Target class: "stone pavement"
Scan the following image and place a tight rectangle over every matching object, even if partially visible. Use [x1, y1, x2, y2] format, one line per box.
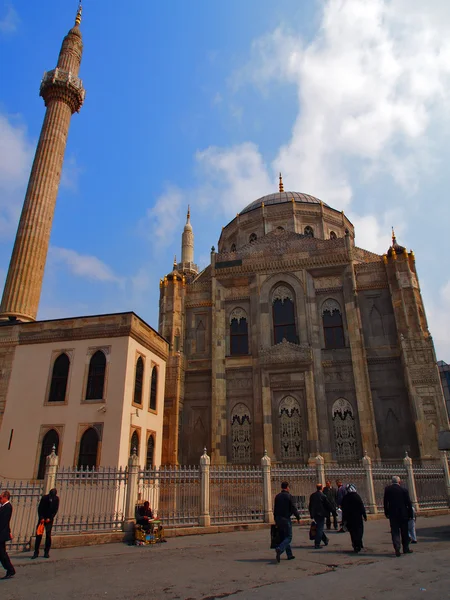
[2, 514, 450, 600]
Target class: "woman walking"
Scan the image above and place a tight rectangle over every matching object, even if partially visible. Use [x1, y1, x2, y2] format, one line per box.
[341, 484, 367, 553]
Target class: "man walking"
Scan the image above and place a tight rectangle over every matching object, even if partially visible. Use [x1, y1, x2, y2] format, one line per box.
[383, 475, 414, 557]
[0, 491, 15, 579]
[309, 483, 336, 549]
[323, 480, 338, 530]
[273, 481, 300, 563]
[32, 488, 59, 559]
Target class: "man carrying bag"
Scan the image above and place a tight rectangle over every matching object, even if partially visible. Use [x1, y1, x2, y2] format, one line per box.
[32, 488, 59, 559]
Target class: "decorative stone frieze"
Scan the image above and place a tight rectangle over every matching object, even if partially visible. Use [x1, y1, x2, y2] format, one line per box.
[259, 339, 312, 366]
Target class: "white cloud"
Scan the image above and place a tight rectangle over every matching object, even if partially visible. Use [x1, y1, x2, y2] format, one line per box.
[49, 247, 123, 285]
[0, 2, 19, 35]
[140, 185, 183, 250]
[0, 113, 33, 238]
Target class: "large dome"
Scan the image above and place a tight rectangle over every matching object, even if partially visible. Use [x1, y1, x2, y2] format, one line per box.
[240, 191, 328, 215]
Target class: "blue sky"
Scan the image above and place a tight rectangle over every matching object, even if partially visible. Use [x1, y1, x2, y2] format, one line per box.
[1, 0, 450, 361]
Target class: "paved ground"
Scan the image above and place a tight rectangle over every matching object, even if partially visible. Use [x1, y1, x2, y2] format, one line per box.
[2, 514, 450, 600]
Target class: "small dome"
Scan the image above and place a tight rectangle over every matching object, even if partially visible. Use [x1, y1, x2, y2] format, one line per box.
[387, 233, 406, 257]
[240, 191, 328, 215]
[166, 268, 183, 282]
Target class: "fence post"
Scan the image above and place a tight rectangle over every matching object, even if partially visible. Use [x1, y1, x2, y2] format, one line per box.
[403, 452, 419, 512]
[362, 451, 377, 514]
[199, 448, 211, 527]
[261, 450, 274, 524]
[124, 449, 140, 528]
[315, 454, 325, 487]
[441, 451, 450, 507]
[43, 445, 59, 494]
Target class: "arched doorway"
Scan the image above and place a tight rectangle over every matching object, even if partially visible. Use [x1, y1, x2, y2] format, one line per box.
[37, 429, 59, 480]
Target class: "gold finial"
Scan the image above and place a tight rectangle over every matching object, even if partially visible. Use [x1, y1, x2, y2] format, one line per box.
[391, 247, 397, 260]
[75, 1, 82, 26]
[410, 249, 415, 261]
[391, 226, 396, 244]
[279, 173, 284, 193]
[173, 255, 177, 268]
[382, 254, 388, 265]
[187, 205, 190, 222]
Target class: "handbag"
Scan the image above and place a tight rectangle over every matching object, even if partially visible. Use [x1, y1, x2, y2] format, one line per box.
[36, 522, 45, 536]
[270, 524, 281, 549]
[309, 521, 317, 541]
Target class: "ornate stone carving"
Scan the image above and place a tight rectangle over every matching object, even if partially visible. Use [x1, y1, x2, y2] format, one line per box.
[229, 307, 247, 324]
[322, 298, 341, 315]
[259, 339, 312, 365]
[314, 276, 343, 290]
[272, 286, 293, 304]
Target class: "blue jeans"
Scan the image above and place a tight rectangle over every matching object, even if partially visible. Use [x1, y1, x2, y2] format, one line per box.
[314, 516, 328, 547]
[276, 518, 293, 557]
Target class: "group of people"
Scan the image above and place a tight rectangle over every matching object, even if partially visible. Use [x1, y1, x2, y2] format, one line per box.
[273, 475, 417, 562]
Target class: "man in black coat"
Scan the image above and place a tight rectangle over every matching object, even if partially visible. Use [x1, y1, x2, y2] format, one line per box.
[273, 481, 300, 563]
[0, 490, 15, 579]
[309, 483, 336, 549]
[32, 488, 59, 559]
[384, 476, 414, 557]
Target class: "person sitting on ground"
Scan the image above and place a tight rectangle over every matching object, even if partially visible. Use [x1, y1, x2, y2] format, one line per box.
[136, 501, 154, 532]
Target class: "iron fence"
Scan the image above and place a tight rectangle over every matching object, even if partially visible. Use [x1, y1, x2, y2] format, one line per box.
[414, 462, 448, 509]
[0, 480, 43, 552]
[210, 465, 264, 524]
[325, 463, 369, 508]
[139, 465, 200, 527]
[54, 466, 127, 533]
[372, 463, 407, 510]
[271, 464, 316, 517]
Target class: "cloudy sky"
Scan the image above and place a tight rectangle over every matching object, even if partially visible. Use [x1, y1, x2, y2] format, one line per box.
[1, 0, 450, 360]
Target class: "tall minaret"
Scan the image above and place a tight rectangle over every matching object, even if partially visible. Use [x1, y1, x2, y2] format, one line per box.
[0, 4, 85, 322]
[177, 206, 198, 279]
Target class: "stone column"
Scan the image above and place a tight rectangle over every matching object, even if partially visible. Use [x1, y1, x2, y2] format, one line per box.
[362, 452, 377, 514]
[315, 454, 326, 487]
[211, 261, 227, 464]
[43, 446, 59, 494]
[305, 369, 320, 460]
[403, 452, 419, 512]
[199, 448, 211, 527]
[124, 449, 140, 523]
[441, 451, 450, 507]
[261, 450, 274, 524]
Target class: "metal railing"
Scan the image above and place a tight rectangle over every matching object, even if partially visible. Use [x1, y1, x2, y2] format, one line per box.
[271, 464, 316, 517]
[0, 480, 43, 551]
[372, 463, 407, 510]
[325, 463, 368, 507]
[414, 462, 448, 509]
[210, 465, 264, 524]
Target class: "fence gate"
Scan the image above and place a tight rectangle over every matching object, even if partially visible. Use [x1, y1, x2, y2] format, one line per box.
[0, 480, 44, 552]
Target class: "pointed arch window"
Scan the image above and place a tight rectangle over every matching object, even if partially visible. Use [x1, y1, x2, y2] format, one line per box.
[230, 243, 236, 252]
[249, 233, 257, 243]
[37, 429, 59, 480]
[322, 299, 345, 349]
[272, 286, 298, 344]
[279, 396, 303, 460]
[230, 308, 249, 355]
[332, 398, 357, 461]
[130, 430, 140, 456]
[196, 320, 206, 353]
[146, 435, 155, 469]
[231, 403, 252, 463]
[48, 353, 70, 403]
[133, 356, 144, 405]
[149, 367, 158, 411]
[329, 231, 337, 239]
[304, 226, 314, 237]
[85, 350, 106, 400]
[78, 427, 99, 469]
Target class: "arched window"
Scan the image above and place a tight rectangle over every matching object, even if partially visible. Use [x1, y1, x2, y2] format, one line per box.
[230, 243, 236, 252]
[133, 356, 144, 405]
[322, 299, 345, 349]
[279, 396, 303, 460]
[272, 286, 298, 344]
[231, 403, 252, 463]
[304, 226, 314, 237]
[48, 353, 70, 403]
[249, 233, 257, 243]
[130, 430, 140, 455]
[85, 350, 106, 400]
[230, 308, 249, 355]
[370, 306, 384, 337]
[332, 398, 357, 461]
[329, 231, 337, 239]
[146, 435, 155, 469]
[149, 367, 157, 411]
[78, 427, 99, 469]
[196, 320, 206, 353]
[37, 429, 59, 480]
[276, 226, 285, 231]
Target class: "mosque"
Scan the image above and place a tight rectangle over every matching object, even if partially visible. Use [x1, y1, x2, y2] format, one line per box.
[0, 6, 448, 478]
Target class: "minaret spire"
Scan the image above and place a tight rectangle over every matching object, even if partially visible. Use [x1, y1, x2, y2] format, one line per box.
[179, 205, 198, 279]
[279, 173, 284, 193]
[0, 7, 85, 321]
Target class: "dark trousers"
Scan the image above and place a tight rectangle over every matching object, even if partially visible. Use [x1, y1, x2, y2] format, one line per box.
[326, 513, 338, 530]
[0, 541, 14, 575]
[348, 521, 364, 551]
[34, 521, 53, 555]
[389, 518, 409, 552]
[275, 517, 293, 558]
[314, 516, 328, 547]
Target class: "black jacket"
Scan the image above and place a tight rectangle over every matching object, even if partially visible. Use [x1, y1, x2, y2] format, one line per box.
[341, 492, 366, 526]
[384, 484, 413, 522]
[309, 490, 335, 519]
[322, 486, 337, 509]
[274, 490, 300, 521]
[38, 494, 59, 521]
[0, 502, 12, 543]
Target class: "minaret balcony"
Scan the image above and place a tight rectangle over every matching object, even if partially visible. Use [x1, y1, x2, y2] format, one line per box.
[40, 68, 85, 112]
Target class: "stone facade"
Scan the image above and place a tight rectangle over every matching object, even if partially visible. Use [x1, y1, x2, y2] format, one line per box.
[160, 191, 449, 464]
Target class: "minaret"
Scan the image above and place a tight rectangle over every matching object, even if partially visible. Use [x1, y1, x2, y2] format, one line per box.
[177, 206, 198, 279]
[0, 3, 85, 322]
